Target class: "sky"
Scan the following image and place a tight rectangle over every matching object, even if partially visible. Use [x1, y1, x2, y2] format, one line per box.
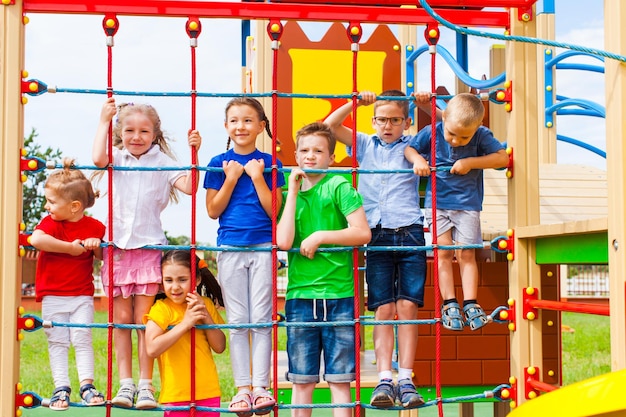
[21, 0, 606, 244]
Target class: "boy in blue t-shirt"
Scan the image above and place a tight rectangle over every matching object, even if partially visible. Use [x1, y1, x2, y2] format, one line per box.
[405, 92, 509, 331]
[324, 90, 438, 409]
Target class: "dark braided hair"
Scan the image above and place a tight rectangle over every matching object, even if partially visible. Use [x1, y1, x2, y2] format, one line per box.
[224, 97, 272, 150]
[160, 250, 224, 308]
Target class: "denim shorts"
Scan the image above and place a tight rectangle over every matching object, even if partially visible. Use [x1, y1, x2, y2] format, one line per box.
[425, 209, 482, 244]
[365, 223, 427, 310]
[285, 298, 356, 384]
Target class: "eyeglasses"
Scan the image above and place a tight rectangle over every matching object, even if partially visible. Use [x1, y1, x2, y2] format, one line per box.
[373, 116, 405, 126]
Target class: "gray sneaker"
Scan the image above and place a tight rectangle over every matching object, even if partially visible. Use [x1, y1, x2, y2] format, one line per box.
[135, 385, 158, 409]
[370, 379, 395, 408]
[397, 378, 425, 409]
[112, 383, 136, 408]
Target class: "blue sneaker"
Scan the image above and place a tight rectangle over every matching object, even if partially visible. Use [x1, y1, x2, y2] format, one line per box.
[441, 302, 464, 331]
[370, 379, 395, 408]
[463, 303, 491, 331]
[397, 378, 425, 409]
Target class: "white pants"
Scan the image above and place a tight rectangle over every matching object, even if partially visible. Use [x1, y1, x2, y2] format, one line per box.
[218, 247, 272, 388]
[42, 295, 95, 388]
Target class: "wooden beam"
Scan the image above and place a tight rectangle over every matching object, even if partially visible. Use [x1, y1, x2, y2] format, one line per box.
[604, 0, 626, 371]
[0, 1, 25, 416]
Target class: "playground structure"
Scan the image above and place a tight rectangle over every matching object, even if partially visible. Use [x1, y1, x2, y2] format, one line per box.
[2, 1, 626, 417]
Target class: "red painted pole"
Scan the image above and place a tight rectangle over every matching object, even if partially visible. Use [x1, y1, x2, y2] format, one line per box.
[527, 378, 557, 393]
[527, 299, 610, 316]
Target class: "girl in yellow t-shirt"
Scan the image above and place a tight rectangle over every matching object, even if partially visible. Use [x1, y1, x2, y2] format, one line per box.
[144, 250, 226, 416]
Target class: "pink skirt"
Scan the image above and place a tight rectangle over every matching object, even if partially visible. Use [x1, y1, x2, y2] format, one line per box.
[100, 248, 161, 298]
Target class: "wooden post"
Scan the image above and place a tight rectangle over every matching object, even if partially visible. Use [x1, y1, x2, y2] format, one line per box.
[489, 44, 506, 141]
[459, 403, 474, 417]
[604, 0, 626, 370]
[399, 408, 418, 417]
[0, 1, 25, 416]
[505, 4, 542, 408]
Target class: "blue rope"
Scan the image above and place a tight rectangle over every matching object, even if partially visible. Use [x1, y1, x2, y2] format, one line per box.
[90, 243, 487, 253]
[23, 309, 512, 331]
[418, 0, 626, 63]
[47, 87, 442, 100]
[22, 242, 498, 254]
[28, 156, 456, 175]
[23, 386, 511, 411]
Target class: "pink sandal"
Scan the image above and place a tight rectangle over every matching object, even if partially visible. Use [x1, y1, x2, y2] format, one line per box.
[229, 391, 253, 417]
[252, 388, 276, 416]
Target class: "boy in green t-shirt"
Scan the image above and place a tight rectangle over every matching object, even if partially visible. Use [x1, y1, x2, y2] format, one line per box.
[277, 122, 371, 417]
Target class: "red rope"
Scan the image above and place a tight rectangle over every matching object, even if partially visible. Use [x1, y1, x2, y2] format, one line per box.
[104, 17, 115, 417]
[429, 45, 444, 417]
[269, 23, 280, 416]
[188, 18, 199, 417]
[350, 29, 362, 417]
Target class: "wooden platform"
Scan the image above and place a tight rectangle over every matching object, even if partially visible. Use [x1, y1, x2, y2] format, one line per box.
[481, 163, 608, 240]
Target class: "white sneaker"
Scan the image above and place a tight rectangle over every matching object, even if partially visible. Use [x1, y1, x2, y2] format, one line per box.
[112, 383, 136, 408]
[135, 385, 158, 409]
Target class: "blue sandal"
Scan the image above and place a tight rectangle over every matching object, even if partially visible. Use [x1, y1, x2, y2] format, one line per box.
[441, 302, 464, 331]
[49, 386, 71, 411]
[464, 303, 491, 330]
[80, 383, 104, 406]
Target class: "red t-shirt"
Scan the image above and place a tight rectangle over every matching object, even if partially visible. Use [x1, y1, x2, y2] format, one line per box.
[34, 215, 106, 302]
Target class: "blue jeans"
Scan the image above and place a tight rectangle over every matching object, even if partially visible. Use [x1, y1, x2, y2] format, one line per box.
[366, 223, 427, 310]
[285, 298, 356, 384]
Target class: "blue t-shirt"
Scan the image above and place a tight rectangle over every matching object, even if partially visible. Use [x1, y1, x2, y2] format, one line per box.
[408, 122, 504, 211]
[204, 148, 285, 246]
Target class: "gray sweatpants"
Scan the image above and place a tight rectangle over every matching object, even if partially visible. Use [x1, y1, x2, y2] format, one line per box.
[217, 245, 273, 388]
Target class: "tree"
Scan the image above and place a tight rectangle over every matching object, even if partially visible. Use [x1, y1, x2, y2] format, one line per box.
[164, 232, 191, 247]
[22, 128, 62, 231]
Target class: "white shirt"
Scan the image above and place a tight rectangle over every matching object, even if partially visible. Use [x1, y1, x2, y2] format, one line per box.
[107, 146, 185, 249]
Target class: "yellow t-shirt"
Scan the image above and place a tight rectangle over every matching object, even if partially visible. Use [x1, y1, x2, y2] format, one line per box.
[144, 297, 224, 403]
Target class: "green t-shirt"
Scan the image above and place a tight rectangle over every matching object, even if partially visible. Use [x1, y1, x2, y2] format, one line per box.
[284, 175, 363, 300]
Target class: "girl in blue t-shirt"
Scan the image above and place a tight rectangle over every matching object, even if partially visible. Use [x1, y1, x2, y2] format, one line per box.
[203, 97, 285, 417]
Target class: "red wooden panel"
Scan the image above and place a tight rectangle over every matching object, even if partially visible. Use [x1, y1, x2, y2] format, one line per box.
[440, 360, 482, 385]
[482, 359, 510, 384]
[416, 335, 457, 360]
[414, 360, 432, 386]
[457, 335, 508, 360]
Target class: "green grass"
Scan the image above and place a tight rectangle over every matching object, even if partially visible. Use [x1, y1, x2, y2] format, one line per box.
[561, 311, 611, 385]
[19, 310, 610, 416]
